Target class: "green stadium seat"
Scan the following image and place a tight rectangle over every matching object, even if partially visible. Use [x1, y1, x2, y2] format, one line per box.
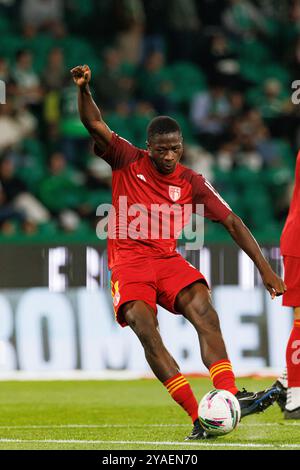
[39, 220, 59, 237]
[234, 38, 272, 64]
[0, 15, 12, 34]
[0, 34, 25, 60]
[105, 113, 135, 143]
[169, 61, 207, 103]
[262, 64, 291, 86]
[58, 36, 102, 74]
[273, 139, 296, 171]
[240, 61, 266, 84]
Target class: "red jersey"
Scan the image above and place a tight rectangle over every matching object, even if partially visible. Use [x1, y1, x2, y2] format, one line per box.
[95, 133, 232, 269]
[281, 151, 300, 257]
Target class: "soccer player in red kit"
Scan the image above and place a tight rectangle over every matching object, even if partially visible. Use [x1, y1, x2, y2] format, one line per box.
[274, 150, 300, 419]
[71, 65, 286, 440]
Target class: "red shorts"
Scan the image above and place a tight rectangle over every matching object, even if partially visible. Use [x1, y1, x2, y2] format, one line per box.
[110, 253, 208, 327]
[283, 256, 300, 307]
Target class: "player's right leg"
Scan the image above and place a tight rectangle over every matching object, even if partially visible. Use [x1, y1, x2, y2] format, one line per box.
[175, 281, 279, 418]
[122, 300, 206, 438]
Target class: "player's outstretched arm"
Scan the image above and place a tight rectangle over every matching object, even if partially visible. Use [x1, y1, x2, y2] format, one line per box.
[70, 64, 112, 152]
[221, 212, 287, 299]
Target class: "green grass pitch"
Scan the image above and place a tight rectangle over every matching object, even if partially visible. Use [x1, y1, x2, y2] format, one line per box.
[0, 378, 299, 450]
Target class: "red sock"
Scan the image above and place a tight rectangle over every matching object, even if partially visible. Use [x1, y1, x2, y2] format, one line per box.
[286, 320, 300, 387]
[209, 359, 238, 395]
[164, 373, 199, 423]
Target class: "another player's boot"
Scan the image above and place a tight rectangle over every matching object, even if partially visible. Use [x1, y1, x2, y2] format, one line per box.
[185, 418, 208, 440]
[236, 387, 279, 418]
[284, 407, 300, 419]
[272, 380, 287, 412]
[284, 388, 300, 419]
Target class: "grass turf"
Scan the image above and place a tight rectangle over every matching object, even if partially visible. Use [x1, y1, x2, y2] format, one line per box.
[0, 378, 299, 450]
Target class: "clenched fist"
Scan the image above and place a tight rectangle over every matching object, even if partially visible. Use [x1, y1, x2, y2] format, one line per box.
[70, 65, 91, 88]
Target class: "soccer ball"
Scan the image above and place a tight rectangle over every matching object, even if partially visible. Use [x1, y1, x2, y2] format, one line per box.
[198, 389, 241, 436]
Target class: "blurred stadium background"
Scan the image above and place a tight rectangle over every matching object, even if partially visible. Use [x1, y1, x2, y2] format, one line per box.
[0, 0, 298, 378]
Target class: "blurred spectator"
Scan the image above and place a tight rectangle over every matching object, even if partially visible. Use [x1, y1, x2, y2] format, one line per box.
[254, 79, 291, 119]
[114, 0, 145, 64]
[196, 0, 227, 27]
[0, 0, 297, 239]
[0, 57, 10, 83]
[289, 35, 300, 75]
[290, 0, 300, 25]
[0, 100, 37, 152]
[43, 47, 65, 129]
[200, 32, 241, 88]
[0, 156, 50, 227]
[184, 144, 214, 181]
[20, 0, 65, 37]
[42, 47, 67, 139]
[232, 109, 266, 143]
[228, 91, 246, 119]
[106, 101, 134, 143]
[94, 48, 136, 111]
[190, 84, 231, 149]
[12, 49, 44, 108]
[216, 141, 238, 171]
[222, 0, 268, 39]
[138, 50, 175, 113]
[59, 78, 90, 165]
[0, 57, 16, 98]
[42, 47, 65, 91]
[0, 181, 25, 235]
[130, 101, 156, 147]
[141, 0, 166, 57]
[235, 132, 264, 171]
[39, 152, 84, 229]
[39, 151, 110, 232]
[167, 0, 201, 61]
[256, 0, 288, 21]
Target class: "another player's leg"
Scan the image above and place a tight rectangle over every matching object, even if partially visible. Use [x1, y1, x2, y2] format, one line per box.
[273, 367, 288, 412]
[175, 281, 279, 423]
[284, 307, 300, 418]
[122, 300, 206, 438]
[274, 255, 300, 416]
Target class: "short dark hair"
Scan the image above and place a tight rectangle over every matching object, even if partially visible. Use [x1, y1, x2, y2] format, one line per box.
[147, 116, 182, 141]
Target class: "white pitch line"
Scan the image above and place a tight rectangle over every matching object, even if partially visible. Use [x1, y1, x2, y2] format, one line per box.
[0, 422, 299, 429]
[0, 439, 300, 449]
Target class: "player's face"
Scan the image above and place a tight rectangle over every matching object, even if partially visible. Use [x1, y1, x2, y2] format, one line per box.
[148, 132, 183, 175]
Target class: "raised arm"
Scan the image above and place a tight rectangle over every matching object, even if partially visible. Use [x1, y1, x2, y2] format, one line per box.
[70, 64, 112, 153]
[221, 212, 287, 298]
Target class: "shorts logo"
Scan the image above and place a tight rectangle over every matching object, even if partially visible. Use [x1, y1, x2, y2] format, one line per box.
[169, 186, 181, 202]
[111, 280, 121, 307]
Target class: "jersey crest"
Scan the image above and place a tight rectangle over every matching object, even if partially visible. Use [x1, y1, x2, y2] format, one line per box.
[169, 186, 181, 202]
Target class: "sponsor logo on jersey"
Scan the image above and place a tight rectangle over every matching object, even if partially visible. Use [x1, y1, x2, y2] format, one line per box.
[169, 186, 181, 202]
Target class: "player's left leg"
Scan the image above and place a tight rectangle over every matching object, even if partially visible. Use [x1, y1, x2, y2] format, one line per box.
[175, 281, 237, 391]
[175, 281, 279, 417]
[122, 300, 205, 437]
[284, 306, 300, 419]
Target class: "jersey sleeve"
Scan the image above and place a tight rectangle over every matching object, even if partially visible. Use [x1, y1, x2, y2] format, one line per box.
[94, 132, 141, 170]
[191, 174, 232, 222]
